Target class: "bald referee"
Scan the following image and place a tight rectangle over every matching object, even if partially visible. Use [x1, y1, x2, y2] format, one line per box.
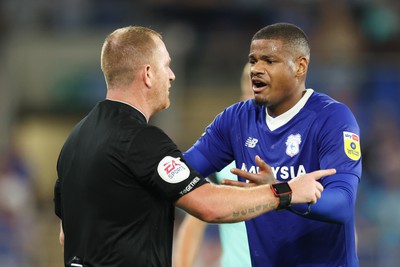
[53, 26, 335, 267]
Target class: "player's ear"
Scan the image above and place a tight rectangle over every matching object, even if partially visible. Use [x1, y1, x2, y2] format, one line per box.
[143, 64, 152, 88]
[295, 56, 308, 78]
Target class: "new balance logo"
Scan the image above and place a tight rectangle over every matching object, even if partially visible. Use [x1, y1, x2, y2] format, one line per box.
[245, 137, 258, 148]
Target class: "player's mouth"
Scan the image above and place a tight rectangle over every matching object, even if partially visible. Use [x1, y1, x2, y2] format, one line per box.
[252, 79, 268, 93]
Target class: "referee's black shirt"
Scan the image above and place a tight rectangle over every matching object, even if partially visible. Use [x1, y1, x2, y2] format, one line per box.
[54, 100, 206, 267]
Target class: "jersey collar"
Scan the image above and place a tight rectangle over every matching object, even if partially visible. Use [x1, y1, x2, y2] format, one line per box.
[106, 99, 149, 123]
[266, 89, 314, 131]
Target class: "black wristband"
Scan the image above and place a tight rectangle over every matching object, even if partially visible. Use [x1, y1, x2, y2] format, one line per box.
[270, 182, 292, 210]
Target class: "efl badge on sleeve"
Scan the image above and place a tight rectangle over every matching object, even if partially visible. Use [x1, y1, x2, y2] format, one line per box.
[285, 134, 302, 157]
[343, 131, 361, 160]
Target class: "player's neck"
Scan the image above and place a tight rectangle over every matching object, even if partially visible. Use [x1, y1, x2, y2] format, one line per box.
[267, 89, 307, 117]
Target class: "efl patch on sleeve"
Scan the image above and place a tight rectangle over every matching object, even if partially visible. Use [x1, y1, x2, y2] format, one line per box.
[157, 156, 190, 183]
[343, 131, 361, 160]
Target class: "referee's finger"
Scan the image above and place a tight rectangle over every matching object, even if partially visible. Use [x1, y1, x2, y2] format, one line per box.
[309, 169, 336, 180]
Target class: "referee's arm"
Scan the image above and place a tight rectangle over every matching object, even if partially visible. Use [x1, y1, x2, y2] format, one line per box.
[175, 167, 334, 223]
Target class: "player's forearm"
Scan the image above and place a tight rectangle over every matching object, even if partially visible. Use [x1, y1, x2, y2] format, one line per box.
[291, 174, 358, 223]
[311, 189, 354, 223]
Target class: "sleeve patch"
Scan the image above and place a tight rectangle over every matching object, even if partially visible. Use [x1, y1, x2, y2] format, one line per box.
[157, 156, 190, 183]
[343, 131, 361, 160]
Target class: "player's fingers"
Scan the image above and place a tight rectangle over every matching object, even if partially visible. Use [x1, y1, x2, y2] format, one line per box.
[230, 167, 275, 185]
[230, 168, 256, 181]
[230, 167, 246, 177]
[255, 155, 272, 174]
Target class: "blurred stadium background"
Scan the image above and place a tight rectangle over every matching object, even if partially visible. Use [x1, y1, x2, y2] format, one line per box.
[0, 0, 399, 266]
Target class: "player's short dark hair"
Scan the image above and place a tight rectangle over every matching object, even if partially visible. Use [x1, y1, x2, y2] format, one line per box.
[252, 23, 310, 57]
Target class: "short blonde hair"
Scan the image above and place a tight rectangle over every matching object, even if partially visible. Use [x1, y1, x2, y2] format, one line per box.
[100, 26, 162, 88]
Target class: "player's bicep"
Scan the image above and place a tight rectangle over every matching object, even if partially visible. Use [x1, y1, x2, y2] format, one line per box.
[318, 104, 361, 177]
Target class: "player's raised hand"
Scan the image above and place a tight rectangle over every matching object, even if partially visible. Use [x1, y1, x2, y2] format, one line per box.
[289, 169, 336, 204]
[221, 155, 277, 187]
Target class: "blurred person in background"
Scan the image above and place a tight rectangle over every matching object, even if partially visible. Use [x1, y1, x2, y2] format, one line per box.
[181, 22, 362, 267]
[358, 115, 400, 267]
[53, 25, 334, 267]
[0, 146, 35, 267]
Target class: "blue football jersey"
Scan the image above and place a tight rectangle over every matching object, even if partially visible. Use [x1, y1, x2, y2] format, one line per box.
[184, 89, 361, 267]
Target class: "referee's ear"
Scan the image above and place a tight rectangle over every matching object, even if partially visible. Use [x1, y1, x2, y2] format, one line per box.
[143, 64, 152, 88]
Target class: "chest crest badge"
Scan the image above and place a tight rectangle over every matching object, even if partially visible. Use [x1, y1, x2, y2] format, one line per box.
[285, 134, 302, 157]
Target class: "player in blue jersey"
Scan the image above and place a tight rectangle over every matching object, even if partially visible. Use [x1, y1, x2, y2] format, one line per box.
[180, 23, 361, 267]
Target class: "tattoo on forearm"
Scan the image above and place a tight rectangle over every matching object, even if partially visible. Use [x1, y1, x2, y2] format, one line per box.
[232, 202, 275, 218]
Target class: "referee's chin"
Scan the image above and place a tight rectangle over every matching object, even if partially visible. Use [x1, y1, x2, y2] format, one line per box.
[164, 100, 171, 110]
[156, 100, 170, 113]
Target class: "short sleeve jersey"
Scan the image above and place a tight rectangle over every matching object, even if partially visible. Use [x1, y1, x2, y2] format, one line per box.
[54, 100, 206, 267]
[184, 89, 361, 267]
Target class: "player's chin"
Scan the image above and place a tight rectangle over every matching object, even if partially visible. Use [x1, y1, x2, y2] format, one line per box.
[254, 95, 268, 106]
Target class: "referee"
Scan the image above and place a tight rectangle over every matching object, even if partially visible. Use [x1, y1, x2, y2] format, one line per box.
[54, 26, 335, 267]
